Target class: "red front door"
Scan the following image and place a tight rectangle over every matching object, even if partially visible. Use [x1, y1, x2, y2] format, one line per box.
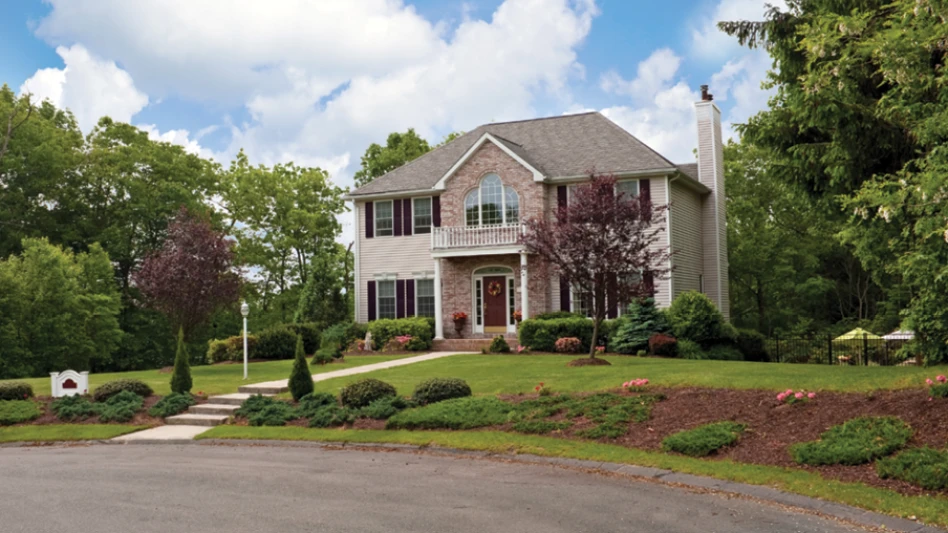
[483, 276, 507, 332]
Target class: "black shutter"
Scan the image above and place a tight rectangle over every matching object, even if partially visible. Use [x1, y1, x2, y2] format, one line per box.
[607, 273, 618, 319]
[406, 279, 415, 317]
[403, 198, 413, 237]
[640, 179, 651, 203]
[644, 271, 655, 297]
[365, 202, 374, 239]
[393, 199, 403, 236]
[396, 279, 406, 318]
[432, 196, 441, 227]
[367, 281, 376, 321]
[559, 276, 570, 312]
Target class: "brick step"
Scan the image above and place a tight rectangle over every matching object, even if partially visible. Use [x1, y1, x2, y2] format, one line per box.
[165, 413, 229, 427]
[432, 336, 519, 353]
[189, 403, 241, 416]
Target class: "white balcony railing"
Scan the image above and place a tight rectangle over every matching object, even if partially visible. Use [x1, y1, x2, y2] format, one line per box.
[432, 224, 522, 250]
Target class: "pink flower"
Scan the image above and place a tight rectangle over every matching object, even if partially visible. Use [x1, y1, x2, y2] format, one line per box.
[785, 389, 793, 395]
[937, 375, 947, 383]
[795, 392, 804, 400]
[926, 378, 934, 386]
[776, 393, 786, 402]
[622, 381, 629, 388]
[807, 392, 816, 399]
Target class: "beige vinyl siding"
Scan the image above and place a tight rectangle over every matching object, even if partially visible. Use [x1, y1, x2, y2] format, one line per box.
[695, 102, 730, 320]
[355, 201, 436, 323]
[669, 180, 703, 298]
[648, 177, 672, 308]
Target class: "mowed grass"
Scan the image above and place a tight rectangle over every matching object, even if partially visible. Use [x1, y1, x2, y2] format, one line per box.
[1, 355, 408, 397]
[312, 355, 944, 396]
[0, 424, 145, 443]
[200, 426, 948, 528]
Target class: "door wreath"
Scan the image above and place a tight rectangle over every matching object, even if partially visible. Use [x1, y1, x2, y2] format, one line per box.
[487, 280, 503, 297]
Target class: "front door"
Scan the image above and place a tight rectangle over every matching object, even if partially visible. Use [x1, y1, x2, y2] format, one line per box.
[483, 275, 507, 334]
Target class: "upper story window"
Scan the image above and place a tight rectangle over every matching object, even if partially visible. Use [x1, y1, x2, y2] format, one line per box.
[375, 200, 394, 237]
[616, 179, 639, 200]
[413, 197, 432, 234]
[465, 174, 519, 227]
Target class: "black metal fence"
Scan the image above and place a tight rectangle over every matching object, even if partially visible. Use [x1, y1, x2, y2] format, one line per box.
[764, 335, 909, 366]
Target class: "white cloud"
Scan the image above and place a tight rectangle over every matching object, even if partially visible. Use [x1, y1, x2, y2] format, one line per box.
[137, 124, 214, 159]
[20, 44, 148, 132]
[689, 0, 787, 60]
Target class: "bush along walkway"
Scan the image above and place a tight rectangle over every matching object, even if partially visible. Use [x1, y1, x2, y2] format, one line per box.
[115, 351, 467, 441]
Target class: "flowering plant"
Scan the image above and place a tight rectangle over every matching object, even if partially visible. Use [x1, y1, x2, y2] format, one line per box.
[512, 310, 523, 322]
[776, 389, 816, 405]
[452, 311, 468, 321]
[926, 375, 948, 399]
[554, 337, 582, 353]
[622, 378, 649, 392]
[595, 345, 605, 355]
[515, 344, 529, 354]
[395, 335, 413, 344]
[534, 382, 551, 396]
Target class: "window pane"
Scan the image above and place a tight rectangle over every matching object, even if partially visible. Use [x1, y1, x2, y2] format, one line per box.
[572, 285, 591, 318]
[480, 175, 503, 225]
[413, 198, 432, 234]
[504, 186, 519, 224]
[416, 279, 435, 318]
[508, 278, 515, 325]
[377, 280, 396, 319]
[475, 279, 482, 326]
[375, 201, 393, 236]
[617, 180, 639, 200]
[465, 190, 479, 226]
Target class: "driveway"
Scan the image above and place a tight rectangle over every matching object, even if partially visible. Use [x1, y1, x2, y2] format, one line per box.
[0, 445, 866, 533]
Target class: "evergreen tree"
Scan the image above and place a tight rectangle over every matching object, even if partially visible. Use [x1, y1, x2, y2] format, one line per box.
[170, 328, 193, 394]
[611, 298, 670, 354]
[288, 335, 314, 401]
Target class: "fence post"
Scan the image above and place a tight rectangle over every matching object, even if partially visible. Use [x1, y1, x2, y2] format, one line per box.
[827, 335, 833, 365]
[863, 333, 869, 366]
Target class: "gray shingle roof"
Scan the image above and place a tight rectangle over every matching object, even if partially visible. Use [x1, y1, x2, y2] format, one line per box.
[350, 111, 680, 196]
[675, 163, 699, 181]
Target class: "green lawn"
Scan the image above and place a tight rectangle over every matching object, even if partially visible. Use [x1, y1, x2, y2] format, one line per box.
[311, 355, 944, 396]
[0, 424, 145, 443]
[2, 356, 407, 397]
[200, 426, 948, 528]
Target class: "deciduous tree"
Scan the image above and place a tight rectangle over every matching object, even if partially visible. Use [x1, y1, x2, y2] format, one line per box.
[353, 129, 431, 188]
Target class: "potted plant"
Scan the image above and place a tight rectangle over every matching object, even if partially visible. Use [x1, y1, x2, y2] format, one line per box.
[513, 310, 523, 326]
[452, 311, 468, 338]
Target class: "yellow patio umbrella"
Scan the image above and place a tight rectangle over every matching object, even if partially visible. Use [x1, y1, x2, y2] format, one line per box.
[833, 328, 883, 364]
[833, 327, 882, 342]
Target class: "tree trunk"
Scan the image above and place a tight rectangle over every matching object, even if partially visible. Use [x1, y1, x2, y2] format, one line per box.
[589, 317, 600, 359]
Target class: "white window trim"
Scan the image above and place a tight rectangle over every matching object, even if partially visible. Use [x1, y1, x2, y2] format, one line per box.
[466, 174, 520, 227]
[471, 266, 517, 334]
[567, 179, 640, 204]
[375, 278, 397, 320]
[414, 278, 436, 319]
[412, 196, 433, 234]
[374, 200, 394, 237]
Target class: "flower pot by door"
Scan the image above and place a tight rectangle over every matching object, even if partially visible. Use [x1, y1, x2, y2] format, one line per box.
[483, 275, 507, 334]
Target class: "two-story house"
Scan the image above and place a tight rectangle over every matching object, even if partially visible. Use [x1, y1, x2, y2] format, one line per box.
[348, 85, 728, 349]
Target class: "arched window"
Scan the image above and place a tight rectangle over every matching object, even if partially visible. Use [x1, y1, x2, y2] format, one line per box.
[465, 174, 520, 227]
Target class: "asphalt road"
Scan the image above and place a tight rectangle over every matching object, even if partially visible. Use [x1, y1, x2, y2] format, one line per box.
[0, 444, 865, 533]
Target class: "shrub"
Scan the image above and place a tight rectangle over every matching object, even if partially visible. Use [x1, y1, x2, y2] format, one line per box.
[877, 447, 948, 490]
[735, 329, 769, 362]
[667, 290, 726, 347]
[235, 395, 297, 426]
[0, 400, 42, 425]
[295, 392, 338, 418]
[288, 335, 314, 401]
[51, 395, 98, 421]
[789, 416, 913, 466]
[359, 396, 410, 420]
[320, 323, 348, 353]
[705, 345, 743, 361]
[97, 390, 144, 423]
[554, 337, 582, 353]
[148, 393, 196, 418]
[308, 405, 356, 428]
[285, 322, 323, 354]
[235, 394, 280, 418]
[207, 334, 258, 363]
[311, 348, 335, 366]
[534, 311, 585, 320]
[662, 422, 746, 457]
[648, 333, 678, 357]
[170, 328, 192, 394]
[368, 317, 433, 350]
[489, 336, 511, 353]
[519, 317, 614, 353]
[925, 375, 948, 398]
[610, 298, 670, 354]
[677, 339, 705, 359]
[340, 378, 397, 408]
[255, 327, 298, 360]
[405, 337, 428, 351]
[93, 379, 153, 402]
[0, 382, 34, 401]
[386, 397, 512, 430]
[344, 322, 369, 347]
[412, 378, 472, 405]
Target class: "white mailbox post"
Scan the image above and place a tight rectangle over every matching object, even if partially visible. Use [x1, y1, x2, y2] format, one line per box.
[50, 370, 89, 397]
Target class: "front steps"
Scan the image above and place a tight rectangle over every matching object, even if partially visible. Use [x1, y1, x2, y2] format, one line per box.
[165, 392, 273, 427]
[165, 413, 230, 426]
[432, 335, 518, 353]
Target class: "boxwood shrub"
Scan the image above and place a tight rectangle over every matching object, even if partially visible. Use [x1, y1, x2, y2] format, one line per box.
[518, 317, 614, 352]
[255, 327, 298, 360]
[367, 317, 433, 350]
[0, 400, 42, 425]
[412, 378, 472, 405]
[662, 421, 746, 457]
[667, 290, 726, 347]
[790, 416, 912, 466]
[877, 447, 948, 490]
[0, 382, 34, 401]
[340, 378, 397, 408]
[92, 379, 153, 402]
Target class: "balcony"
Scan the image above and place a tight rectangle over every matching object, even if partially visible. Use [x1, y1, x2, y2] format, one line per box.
[431, 224, 523, 255]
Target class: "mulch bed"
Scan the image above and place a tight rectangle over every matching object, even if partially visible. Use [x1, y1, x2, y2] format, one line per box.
[21, 395, 166, 427]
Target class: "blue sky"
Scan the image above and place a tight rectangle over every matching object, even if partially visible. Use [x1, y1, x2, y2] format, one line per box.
[2, 0, 777, 186]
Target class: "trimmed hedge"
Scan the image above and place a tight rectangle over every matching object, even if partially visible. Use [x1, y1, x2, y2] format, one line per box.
[412, 378, 472, 405]
[662, 421, 746, 457]
[667, 290, 726, 347]
[877, 447, 948, 490]
[207, 335, 258, 363]
[340, 378, 397, 408]
[92, 379, 153, 402]
[518, 317, 614, 352]
[0, 400, 42, 425]
[790, 416, 912, 466]
[0, 381, 34, 401]
[533, 311, 585, 320]
[255, 327, 298, 360]
[368, 317, 433, 350]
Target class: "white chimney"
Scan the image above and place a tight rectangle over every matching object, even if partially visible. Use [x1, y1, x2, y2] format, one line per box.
[695, 85, 729, 320]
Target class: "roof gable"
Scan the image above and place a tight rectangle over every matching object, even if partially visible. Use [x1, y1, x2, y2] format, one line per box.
[433, 133, 544, 190]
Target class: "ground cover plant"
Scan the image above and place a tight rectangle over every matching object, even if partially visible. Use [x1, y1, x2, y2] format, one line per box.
[50, 395, 99, 421]
[661, 421, 746, 457]
[386, 397, 513, 430]
[148, 393, 196, 418]
[790, 416, 912, 466]
[96, 390, 145, 423]
[0, 400, 42, 425]
[877, 447, 948, 491]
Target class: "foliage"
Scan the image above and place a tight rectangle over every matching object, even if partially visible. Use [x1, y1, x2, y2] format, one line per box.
[148, 393, 195, 418]
[284, 323, 322, 355]
[610, 298, 670, 354]
[0, 239, 122, 377]
[293, 250, 349, 327]
[92, 379, 154, 402]
[340, 378, 397, 408]
[877, 447, 948, 491]
[50, 395, 98, 421]
[134, 208, 240, 340]
[255, 327, 298, 360]
[0, 382, 33, 401]
[0, 400, 42, 425]
[344, 322, 369, 347]
[170, 328, 193, 394]
[790, 417, 913, 466]
[288, 336, 314, 401]
[320, 323, 348, 353]
[353, 129, 431, 188]
[412, 378, 472, 405]
[367, 317, 433, 350]
[648, 334, 677, 357]
[235, 395, 297, 427]
[522, 174, 670, 358]
[488, 336, 511, 353]
[554, 337, 582, 354]
[358, 396, 411, 420]
[311, 348, 335, 366]
[207, 334, 257, 363]
[512, 420, 571, 434]
[96, 390, 144, 423]
[508, 393, 662, 439]
[676, 340, 705, 360]
[704, 345, 743, 361]
[930, 384, 948, 399]
[295, 392, 338, 418]
[533, 311, 585, 320]
[735, 329, 769, 362]
[308, 405, 356, 428]
[386, 397, 512, 430]
[661, 421, 746, 457]
[667, 291, 726, 347]
[518, 317, 613, 353]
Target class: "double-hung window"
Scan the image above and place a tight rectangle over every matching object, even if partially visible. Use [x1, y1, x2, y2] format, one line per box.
[413, 198, 432, 234]
[415, 279, 435, 317]
[377, 280, 396, 319]
[375, 200, 394, 237]
[616, 179, 639, 201]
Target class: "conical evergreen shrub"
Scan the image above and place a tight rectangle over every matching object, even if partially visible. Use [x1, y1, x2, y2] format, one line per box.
[170, 328, 193, 394]
[288, 335, 314, 401]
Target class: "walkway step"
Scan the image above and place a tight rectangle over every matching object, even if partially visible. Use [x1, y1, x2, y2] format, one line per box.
[238, 384, 289, 395]
[166, 413, 229, 427]
[113, 425, 211, 442]
[189, 404, 241, 416]
[208, 393, 272, 405]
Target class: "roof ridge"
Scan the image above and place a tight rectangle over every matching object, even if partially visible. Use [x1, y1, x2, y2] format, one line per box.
[487, 133, 523, 147]
[483, 110, 599, 127]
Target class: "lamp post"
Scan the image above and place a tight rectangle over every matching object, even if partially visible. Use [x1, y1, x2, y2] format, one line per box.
[240, 300, 250, 380]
